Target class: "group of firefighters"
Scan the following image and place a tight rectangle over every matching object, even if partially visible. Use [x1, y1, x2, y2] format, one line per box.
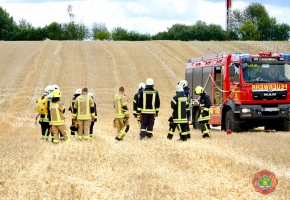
[38, 85, 97, 144]
[113, 78, 211, 142]
[38, 78, 211, 144]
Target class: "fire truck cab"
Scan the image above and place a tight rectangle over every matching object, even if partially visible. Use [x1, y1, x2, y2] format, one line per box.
[185, 52, 290, 132]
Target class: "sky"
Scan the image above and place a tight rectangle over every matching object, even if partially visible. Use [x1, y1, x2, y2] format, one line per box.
[0, 0, 290, 35]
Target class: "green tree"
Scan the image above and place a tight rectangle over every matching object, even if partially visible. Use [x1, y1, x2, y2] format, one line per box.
[92, 22, 110, 40]
[239, 20, 260, 40]
[0, 6, 16, 40]
[244, 3, 269, 25]
[274, 23, 290, 41]
[62, 22, 90, 40]
[111, 27, 128, 41]
[45, 22, 63, 40]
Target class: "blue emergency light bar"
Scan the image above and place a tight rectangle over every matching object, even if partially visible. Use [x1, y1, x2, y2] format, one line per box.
[231, 54, 250, 59]
[280, 53, 290, 58]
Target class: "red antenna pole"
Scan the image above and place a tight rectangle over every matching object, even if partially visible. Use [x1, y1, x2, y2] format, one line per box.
[226, 0, 232, 31]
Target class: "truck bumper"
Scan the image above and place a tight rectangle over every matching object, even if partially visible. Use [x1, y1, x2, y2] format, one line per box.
[238, 104, 290, 119]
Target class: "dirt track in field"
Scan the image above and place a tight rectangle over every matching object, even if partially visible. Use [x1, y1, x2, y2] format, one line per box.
[0, 40, 289, 199]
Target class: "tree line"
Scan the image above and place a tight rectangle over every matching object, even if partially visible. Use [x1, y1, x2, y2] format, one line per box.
[1, 3, 289, 41]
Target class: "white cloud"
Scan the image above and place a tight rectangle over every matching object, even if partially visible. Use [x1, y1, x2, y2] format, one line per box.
[269, 10, 283, 15]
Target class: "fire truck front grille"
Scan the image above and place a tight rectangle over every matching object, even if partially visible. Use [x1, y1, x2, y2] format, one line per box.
[252, 91, 287, 100]
[261, 111, 279, 116]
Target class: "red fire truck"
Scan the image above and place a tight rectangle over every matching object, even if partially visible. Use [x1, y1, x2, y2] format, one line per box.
[185, 52, 290, 132]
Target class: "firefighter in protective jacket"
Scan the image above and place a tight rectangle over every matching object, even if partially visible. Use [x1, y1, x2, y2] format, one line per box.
[49, 90, 71, 144]
[68, 88, 81, 136]
[195, 86, 211, 138]
[114, 86, 129, 141]
[178, 80, 191, 139]
[137, 78, 160, 139]
[72, 87, 95, 140]
[39, 85, 53, 140]
[167, 85, 189, 141]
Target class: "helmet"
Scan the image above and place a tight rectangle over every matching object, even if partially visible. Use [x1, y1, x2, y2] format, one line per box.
[52, 90, 61, 98]
[75, 88, 82, 95]
[88, 92, 93, 98]
[175, 85, 183, 92]
[195, 86, 204, 95]
[52, 84, 60, 91]
[178, 80, 188, 88]
[138, 82, 146, 89]
[44, 85, 52, 94]
[146, 78, 154, 86]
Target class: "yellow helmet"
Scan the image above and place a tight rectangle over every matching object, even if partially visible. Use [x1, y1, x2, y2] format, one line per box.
[52, 90, 61, 98]
[195, 86, 204, 95]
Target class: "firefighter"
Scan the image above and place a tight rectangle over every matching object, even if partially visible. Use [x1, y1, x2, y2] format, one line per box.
[178, 80, 191, 139]
[114, 86, 130, 141]
[167, 85, 189, 141]
[39, 85, 53, 140]
[133, 83, 146, 133]
[137, 78, 160, 140]
[49, 90, 71, 144]
[68, 88, 81, 137]
[195, 86, 212, 138]
[72, 87, 95, 141]
[88, 92, 98, 137]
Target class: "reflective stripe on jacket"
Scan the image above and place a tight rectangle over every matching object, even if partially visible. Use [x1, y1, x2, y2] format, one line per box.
[114, 92, 129, 118]
[171, 93, 188, 124]
[137, 88, 160, 114]
[50, 101, 65, 125]
[73, 93, 95, 120]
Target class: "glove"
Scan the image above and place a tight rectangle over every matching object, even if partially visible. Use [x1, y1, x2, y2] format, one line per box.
[94, 118, 97, 122]
[133, 113, 137, 118]
[167, 134, 173, 140]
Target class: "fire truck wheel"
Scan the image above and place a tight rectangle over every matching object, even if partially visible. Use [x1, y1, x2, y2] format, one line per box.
[225, 110, 242, 132]
[277, 119, 290, 132]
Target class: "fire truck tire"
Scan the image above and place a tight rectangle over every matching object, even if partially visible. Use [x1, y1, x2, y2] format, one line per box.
[225, 110, 242, 132]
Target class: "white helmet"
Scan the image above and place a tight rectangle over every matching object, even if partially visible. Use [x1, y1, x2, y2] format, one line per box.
[52, 84, 60, 91]
[44, 85, 51, 94]
[88, 92, 93, 98]
[146, 78, 154, 86]
[138, 82, 146, 89]
[178, 80, 188, 88]
[175, 85, 183, 92]
[75, 88, 82, 95]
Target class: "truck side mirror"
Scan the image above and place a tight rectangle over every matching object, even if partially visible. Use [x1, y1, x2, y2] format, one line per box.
[229, 64, 235, 76]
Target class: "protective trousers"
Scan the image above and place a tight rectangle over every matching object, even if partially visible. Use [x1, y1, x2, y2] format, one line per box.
[90, 121, 95, 137]
[115, 118, 129, 140]
[40, 122, 50, 139]
[70, 119, 77, 136]
[140, 114, 155, 138]
[199, 120, 211, 137]
[77, 120, 91, 140]
[51, 125, 71, 143]
[168, 123, 187, 141]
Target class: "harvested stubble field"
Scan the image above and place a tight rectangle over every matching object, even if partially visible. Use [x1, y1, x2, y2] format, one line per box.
[0, 40, 290, 200]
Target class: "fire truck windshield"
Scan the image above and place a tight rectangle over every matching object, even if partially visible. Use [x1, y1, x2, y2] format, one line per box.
[242, 63, 290, 83]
